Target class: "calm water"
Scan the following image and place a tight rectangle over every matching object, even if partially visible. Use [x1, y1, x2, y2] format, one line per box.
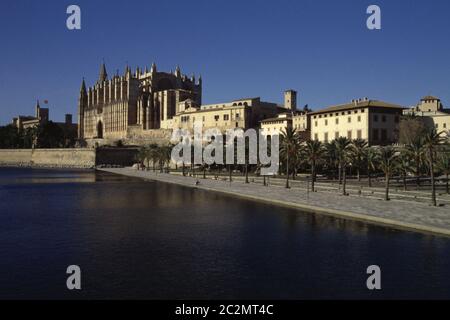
[0, 167, 450, 300]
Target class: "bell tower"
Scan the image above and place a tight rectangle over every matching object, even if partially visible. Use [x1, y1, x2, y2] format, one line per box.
[284, 89, 297, 110]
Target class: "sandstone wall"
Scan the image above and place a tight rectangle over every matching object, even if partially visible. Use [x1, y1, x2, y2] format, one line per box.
[0, 149, 33, 166]
[0, 149, 95, 168]
[0, 148, 140, 168]
[31, 149, 96, 168]
[85, 128, 173, 148]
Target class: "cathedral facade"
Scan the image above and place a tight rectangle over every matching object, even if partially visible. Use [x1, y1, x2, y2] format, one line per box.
[78, 63, 202, 143]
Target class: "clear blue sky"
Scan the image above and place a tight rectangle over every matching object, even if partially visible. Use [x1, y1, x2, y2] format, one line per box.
[1, 0, 450, 125]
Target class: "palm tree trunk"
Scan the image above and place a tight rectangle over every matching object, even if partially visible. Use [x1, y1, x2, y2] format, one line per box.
[403, 173, 407, 191]
[385, 173, 390, 201]
[342, 166, 347, 195]
[182, 162, 185, 176]
[357, 168, 361, 182]
[338, 162, 342, 185]
[263, 175, 266, 186]
[446, 173, 449, 194]
[285, 151, 290, 188]
[245, 164, 249, 184]
[311, 161, 315, 192]
[368, 166, 372, 188]
[430, 150, 437, 207]
[416, 163, 420, 189]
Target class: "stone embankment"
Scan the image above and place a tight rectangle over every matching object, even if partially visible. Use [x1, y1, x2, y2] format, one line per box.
[0, 148, 138, 169]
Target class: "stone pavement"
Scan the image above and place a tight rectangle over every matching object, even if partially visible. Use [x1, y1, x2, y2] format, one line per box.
[100, 168, 450, 237]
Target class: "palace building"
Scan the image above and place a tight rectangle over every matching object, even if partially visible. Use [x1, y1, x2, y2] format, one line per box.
[403, 96, 450, 137]
[309, 98, 405, 145]
[78, 63, 201, 144]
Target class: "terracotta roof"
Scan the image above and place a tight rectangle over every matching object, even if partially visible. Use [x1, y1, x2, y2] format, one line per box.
[421, 95, 440, 101]
[309, 100, 405, 115]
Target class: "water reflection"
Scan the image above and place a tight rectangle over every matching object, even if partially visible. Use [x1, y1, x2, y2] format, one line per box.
[0, 168, 449, 299]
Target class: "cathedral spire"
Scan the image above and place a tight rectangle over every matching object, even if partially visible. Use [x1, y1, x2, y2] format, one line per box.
[80, 78, 87, 94]
[99, 62, 107, 82]
[175, 65, 181, 77]
[151, 62, 157, 73]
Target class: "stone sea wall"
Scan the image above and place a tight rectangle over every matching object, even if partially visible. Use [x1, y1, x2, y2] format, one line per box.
[0, 148, 139, 168]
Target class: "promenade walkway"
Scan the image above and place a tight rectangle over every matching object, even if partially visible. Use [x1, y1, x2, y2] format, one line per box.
[100, 168, 450, 237]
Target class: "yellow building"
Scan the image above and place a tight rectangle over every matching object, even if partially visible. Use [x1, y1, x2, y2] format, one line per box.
[309, 98, 404, 145]
[403, 96, 450, 137]
[260, 111, 310, 139]
[170, 91, 296, 132]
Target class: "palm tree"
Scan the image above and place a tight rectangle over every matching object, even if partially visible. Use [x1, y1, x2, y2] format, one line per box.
[280, 127, 301, 188]
[366, 147, 378, 188]
[335, 137, 352, 194]
[378, 146, 398, 201]
[437, 151, 450, 194]
[406, 139, 424, 189]
[160, 145, 172, 173]
[350, 138, 368, 181]
[422, 129, 445, 206]
[137, 147, 147, 169]
[396, 150, 412, 191]
[304, 140, 324, 192]
[324, 140, 339, 180]
[147, 144, 159, 172]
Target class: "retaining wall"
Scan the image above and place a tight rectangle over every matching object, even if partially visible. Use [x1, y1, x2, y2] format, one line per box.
[0, 148, 138, 168]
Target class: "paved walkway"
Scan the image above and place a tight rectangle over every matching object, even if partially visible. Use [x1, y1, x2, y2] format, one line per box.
[100, 168, 450, 237]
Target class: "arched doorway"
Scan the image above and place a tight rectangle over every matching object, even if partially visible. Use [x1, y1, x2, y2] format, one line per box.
[97, 121, 103, 139]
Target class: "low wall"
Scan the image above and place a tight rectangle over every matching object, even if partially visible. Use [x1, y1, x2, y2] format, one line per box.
[0, 148, 138, 168]
[31, 149, 96, 168]
[0, 149, 96, 168]
[0, 150, 33, 166]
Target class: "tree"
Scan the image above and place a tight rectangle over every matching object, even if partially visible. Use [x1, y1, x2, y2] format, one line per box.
[335, 137, 352, 194]
[160, 145, 173, 173]
[405, 139, 424, 189]
[324, 140, 339, 180]
[366, 147, 378, 188]
[396, 150, 412, 191]
[280, 127, 301, 188]
[147, 144, 159, 172]
[378, 146, 398, 201]
[437, 151, 450, 194]
[0, 125, 21, 148]
[350, 138, 368, 181]
[136, 147, 147, 168]
[422, 129, 446, 206]
[304, 140, 324, 192]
